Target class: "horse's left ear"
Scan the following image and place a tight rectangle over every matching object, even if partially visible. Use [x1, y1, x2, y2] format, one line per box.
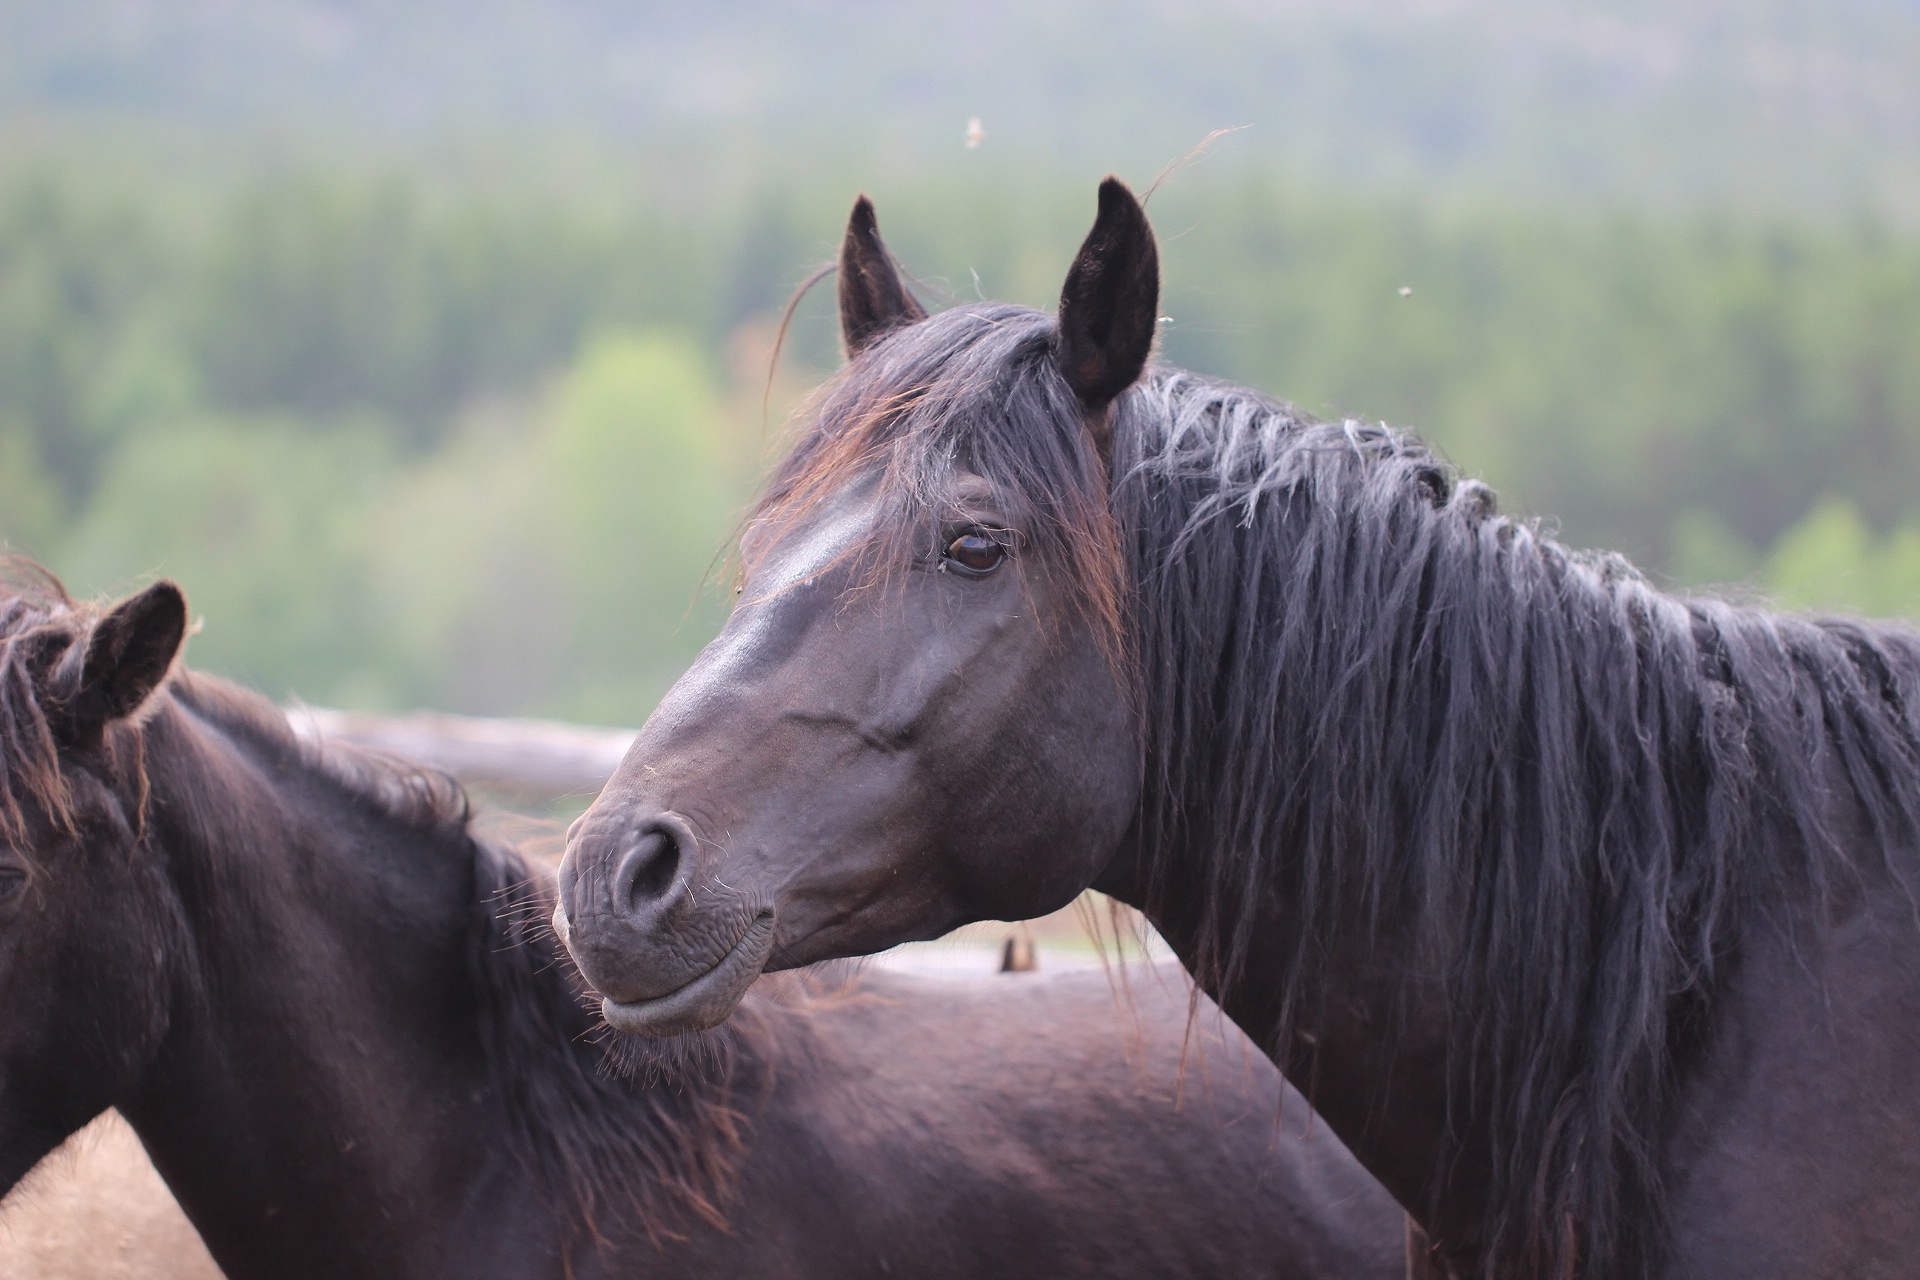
[839, 195, 928, 357]
[1057, 177, 1159, 420]
[64, 581, 188, 743]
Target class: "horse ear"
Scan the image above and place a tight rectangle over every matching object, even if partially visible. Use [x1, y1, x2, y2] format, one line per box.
[1057, 177, 1159, 417]
[65, 581, 187, 742]
[839, 195, 926, 357]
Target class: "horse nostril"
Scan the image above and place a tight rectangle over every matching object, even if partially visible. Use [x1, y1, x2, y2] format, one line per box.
[616, 828, 683, 914]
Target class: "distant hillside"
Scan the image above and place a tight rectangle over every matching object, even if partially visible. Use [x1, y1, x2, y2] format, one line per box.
[3, 0, 1920, 217]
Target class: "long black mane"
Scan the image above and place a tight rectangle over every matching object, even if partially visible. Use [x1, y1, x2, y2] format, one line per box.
[0, 573, 766, 1250]
[769, 307, 1920, 1276]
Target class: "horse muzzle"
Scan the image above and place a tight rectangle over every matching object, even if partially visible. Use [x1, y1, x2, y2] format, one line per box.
[556, 810, 774, 1035]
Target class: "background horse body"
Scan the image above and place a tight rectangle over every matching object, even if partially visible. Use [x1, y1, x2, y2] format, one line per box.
[0, 576, 1405, 1279]
[560, 183, 1920, 1277]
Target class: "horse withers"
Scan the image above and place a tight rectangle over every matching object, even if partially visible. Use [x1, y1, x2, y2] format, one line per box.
[559, 182, 1920, 1277]
[0, 571, 1404, 1279]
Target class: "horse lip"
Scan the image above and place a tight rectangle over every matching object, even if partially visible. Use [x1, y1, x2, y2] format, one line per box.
[598, 913, 777, 1037]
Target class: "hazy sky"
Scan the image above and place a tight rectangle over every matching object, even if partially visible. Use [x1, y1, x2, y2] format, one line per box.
[5, 0, 1920, 215]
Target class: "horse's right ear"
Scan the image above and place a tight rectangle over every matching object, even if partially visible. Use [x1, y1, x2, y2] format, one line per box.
[839, 195, 926, 357]
[1057, 177, 1159, 416]
[62, 581, 187, 743]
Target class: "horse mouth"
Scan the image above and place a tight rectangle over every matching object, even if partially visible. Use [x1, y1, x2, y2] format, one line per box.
[597, 913, 777, 1037]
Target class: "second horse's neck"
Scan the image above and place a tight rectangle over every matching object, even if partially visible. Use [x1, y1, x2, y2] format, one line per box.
[117, 700, 565, 1279]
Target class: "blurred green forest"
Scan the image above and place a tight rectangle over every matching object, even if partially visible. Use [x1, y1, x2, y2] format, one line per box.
[2, 153, 1919, 720]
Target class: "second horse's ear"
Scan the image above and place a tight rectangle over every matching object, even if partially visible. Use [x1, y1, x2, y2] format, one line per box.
[59, 581, 188, 745]
[839, 195, 927, 357]
[1057, 177, 1159, 414]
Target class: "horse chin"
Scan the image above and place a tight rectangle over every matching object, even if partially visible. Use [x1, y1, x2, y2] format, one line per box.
[597, 913, 776, 1037]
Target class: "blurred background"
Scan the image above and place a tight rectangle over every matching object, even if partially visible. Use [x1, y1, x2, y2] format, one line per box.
[2, 0, 1919, 726]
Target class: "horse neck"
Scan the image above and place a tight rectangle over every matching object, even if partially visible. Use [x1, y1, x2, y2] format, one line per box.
[1112, 845, 1471, 1250]
[1118, 381, 1920, 1272]
[115, 696, 557, 1277]
[1102, 430, 1471, 1238]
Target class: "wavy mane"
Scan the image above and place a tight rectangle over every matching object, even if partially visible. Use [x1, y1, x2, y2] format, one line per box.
[463, 842, 767, 1248]
[1122, 367, 1920, 1276]
[761, 310, 1920, 1276]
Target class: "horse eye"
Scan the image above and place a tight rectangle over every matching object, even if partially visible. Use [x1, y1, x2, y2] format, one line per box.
[0, 868, 25, 904]
[943, 531, 1006, 577]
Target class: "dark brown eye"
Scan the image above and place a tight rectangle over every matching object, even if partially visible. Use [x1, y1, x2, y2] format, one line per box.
[0, 868, 25, 904]
[943, 530, 1006, 577]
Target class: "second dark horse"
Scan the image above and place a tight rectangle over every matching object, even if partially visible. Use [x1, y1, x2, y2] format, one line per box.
[0, 573, 1403, 1279]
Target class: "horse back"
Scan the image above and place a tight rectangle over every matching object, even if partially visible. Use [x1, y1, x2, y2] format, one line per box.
[675, 962, 1404, 1280]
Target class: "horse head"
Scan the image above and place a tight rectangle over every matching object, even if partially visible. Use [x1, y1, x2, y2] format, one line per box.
[557, 181, 1157, 1034]
[0, 578, 187, 1189]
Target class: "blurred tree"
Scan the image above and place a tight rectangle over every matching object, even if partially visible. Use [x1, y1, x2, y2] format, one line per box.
[0, 177, 171, 506]
[1763, 497, 1920, 620]
[370, 329, 739, 722]
[543, 330, 737, 722]
[1667, 508, 1761, 590]
[189, 178, 720, 449]
[0, 416, 62, 557]
[7, 159, 1920, 715]
[58, 417, 399, 704]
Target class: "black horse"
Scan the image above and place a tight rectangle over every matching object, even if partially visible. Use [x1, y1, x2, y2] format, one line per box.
[560, 183, 1920, 1277]
[0, 571, 1405, 1279]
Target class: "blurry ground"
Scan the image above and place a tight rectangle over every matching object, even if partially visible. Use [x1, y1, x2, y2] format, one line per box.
[0, 1114, 221, 1280]
[873, 897, 1173, 976]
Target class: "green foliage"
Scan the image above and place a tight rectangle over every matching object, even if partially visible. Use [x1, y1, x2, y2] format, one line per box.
[0, 416, 61, 555]
[364, 330, 741, 724]
[0, 177, 177, 501]
[7, 157, 1920, 719]
[541, 332, 736, 721]
[60, 416, 397, 703]
[190, 180, 720, 444]
[10, 1, 1920, 219]
[1667, 508, 1761, 589]
[1762, 497, 1920, 620]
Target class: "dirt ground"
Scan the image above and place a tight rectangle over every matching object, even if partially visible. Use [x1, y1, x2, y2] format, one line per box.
[0, 1112, 221, 1280]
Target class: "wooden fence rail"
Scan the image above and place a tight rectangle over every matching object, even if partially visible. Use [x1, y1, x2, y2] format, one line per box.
[290, 706, 637, 798]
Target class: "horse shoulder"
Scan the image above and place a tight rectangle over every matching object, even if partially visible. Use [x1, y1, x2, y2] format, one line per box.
[1661, 882, 1920, 1278]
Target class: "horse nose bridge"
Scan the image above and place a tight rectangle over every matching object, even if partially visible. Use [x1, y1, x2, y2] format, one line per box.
[633, 577, 867, 765]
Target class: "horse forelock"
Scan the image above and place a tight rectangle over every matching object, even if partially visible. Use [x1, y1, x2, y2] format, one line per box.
[0, 566, 127, 854]
[747, 303, 1129, 659]
[1113, 368, 1920, 1277]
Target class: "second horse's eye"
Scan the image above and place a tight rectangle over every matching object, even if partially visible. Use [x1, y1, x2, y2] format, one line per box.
[943, 531, 1006, 577]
